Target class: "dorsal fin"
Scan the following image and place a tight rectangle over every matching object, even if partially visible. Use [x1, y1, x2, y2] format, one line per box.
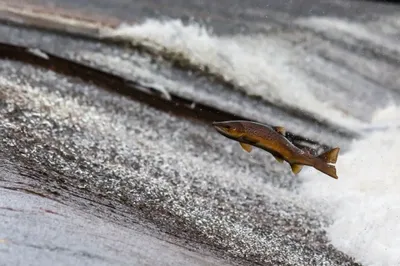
[317, 147, 340, 164]
[290, 164, 303, 174]
[239, 142, 252, 153]
[273, 126, 286, 136]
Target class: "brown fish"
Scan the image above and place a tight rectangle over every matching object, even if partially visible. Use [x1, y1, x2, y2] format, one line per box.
[212, 120, 340, 179]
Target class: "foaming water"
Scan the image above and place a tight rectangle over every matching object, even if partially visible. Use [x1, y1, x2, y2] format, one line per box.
[296, 16, 400, 55]
[299, 105, 400, 266]
[100, 19, 366, 131]
[361, 105, 400, 132]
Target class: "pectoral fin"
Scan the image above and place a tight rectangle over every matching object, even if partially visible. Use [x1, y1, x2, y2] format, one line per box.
[290, 164, 303, 174]
[273, 155, 284, 163]
[274, 126, 286, 136]
[240, 142, 252, 152]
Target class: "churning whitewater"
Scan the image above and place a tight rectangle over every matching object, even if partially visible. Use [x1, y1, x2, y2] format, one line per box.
[100, 18, 371, 131]
[299, 105, 400, 266]
[99, 17, 400, 266]
[3, 1, 400, 265]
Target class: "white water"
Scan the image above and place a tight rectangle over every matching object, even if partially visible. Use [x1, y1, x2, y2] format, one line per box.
[296, 16, 400, 55]
[300, 105, 400, 266]
[99, 17, 400, 265]
[100, 19, 366, 131]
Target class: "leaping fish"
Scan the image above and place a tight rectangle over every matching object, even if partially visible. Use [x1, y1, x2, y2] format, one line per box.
[212, 120, 340, 179]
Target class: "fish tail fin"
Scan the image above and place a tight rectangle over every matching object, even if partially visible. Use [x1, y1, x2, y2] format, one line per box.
[317, 147, 340, 164]
[313, 161, 338, 179]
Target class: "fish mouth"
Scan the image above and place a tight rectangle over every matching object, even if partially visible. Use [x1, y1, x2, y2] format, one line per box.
[213, 124, 226, 134]
[212, 122, 228, 134]
[212, 122, 246, 141]
[212, 122, 231, 137]
[212, 122, 239, 139]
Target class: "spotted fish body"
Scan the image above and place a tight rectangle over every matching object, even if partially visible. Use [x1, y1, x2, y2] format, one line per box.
[212, 120, 340, 179]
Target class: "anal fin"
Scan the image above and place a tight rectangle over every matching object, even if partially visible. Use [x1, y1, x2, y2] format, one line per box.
[240, 142, 252, 153]
[290, 164, 303, 174]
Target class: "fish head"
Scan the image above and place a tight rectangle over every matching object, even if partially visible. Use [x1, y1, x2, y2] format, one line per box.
[212, 121, 246, 139]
